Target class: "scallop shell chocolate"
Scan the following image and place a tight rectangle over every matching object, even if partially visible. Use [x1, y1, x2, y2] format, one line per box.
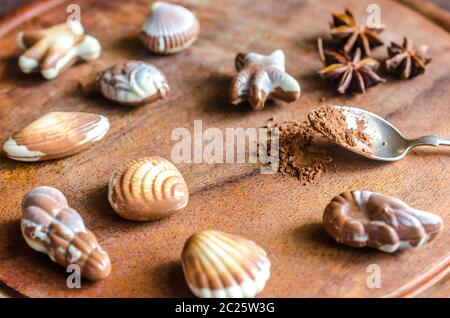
[3, 112, 110, 162]
[140, 1, 199, 54]
[21, 186, 111, 281]
[181, 230, 271, 298]
[108, 156, 189, 221]
[93, 61, 169, 106]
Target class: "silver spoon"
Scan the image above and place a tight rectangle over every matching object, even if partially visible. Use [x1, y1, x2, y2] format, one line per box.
[334, 106, 450, 161]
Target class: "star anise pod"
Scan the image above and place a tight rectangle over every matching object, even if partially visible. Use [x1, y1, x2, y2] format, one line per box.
[329, 9, 385, 57]
[385, 37, 431, 79]
[317, 38, 385, 94]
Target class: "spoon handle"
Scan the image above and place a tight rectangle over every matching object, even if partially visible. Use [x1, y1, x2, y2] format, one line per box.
[409, 135, 450, 147]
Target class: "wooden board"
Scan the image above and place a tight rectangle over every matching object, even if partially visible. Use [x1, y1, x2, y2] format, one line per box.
[0, 0, 449, 298]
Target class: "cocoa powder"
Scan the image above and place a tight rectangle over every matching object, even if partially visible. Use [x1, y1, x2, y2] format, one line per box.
[307, 105, 372, 152]
[266, 121, 333, 184]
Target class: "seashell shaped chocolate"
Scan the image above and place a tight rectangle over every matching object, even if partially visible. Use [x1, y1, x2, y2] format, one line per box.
[81, 61, 169, 106]
[230, 49, 301, 110]
[17, 20, 101, 80]
[21, 186, 111, 281]
[108, 157, 189, 221]
[181, 230, 271, 298]
[323, 191, 444, 253]
[2, 112, 109, 162]
[140, 1, 199, 54]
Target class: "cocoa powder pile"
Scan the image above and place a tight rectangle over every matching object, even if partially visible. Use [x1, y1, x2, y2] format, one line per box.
[265, 120, 333, 184]
[307, 105, 372, 152]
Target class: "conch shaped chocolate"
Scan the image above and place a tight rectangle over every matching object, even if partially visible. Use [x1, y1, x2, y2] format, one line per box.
[21, 186, 111, 281]
[97, 61, 169, 106]
[108, 157, 189, 221]
[2, 112, 110, 162]
[182, 230, 271, 298]
[140, 1, 199, 54]
[323, 191, 443, 253]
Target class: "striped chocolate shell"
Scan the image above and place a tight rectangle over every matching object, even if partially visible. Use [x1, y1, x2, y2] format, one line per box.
[108, 156, 189, 221]
[2, 112, 109, 162]
[98, 61, 169, 106]
[140, 2, 199, 54]
[181, 230, 271, 298]
[21, 186, 111, 281]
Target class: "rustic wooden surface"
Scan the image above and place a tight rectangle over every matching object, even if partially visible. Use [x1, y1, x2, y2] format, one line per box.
[0, 0, 449, 298]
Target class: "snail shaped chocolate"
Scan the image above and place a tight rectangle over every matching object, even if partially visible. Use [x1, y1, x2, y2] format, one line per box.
[79, 61, 169, 106]
[140, 1, 200, 54]
[182, 230, 271, 298]
[230, 49, 301, 110]
[17, 20, 101, 80]
[108, 157, 189, 221]
[21, 186, 111, 281]
[2, 112, 110, 162]
[323, 191, 444, 253]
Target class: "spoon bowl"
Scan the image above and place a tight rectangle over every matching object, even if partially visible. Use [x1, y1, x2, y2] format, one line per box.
[335, 106, 450, 161]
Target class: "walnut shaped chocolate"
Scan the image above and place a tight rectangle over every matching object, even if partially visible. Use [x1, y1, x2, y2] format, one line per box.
[323, 191, 443, 253]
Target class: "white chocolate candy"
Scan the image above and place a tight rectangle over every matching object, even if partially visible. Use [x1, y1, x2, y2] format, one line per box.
[97, 61, 169, 106]
[140, 1, 199, 54]
[17, 20, 101, 80]
[230, 50, 301, 110]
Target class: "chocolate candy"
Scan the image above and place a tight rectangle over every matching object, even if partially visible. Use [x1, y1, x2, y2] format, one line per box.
[21, 186, 111, 281]
[323, 191, 443, 252]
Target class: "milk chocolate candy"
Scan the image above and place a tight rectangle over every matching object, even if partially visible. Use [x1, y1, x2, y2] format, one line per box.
[108, 157, 189, 221]
[79, 61, 169, 106]
[140, 2, 200, 54]
[21, 186, 111, 281]
[230, 49, 301, 110]
[3, 112, 110, 162]
[323, 191, 443, 253]
[17, 20, 101, 80]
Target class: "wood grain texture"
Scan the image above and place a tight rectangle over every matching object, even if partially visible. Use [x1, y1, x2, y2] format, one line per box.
[0, 0, 449, 298]
[394, 0, 450, 32]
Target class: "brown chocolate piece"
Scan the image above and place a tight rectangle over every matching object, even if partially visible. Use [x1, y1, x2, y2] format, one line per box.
[323, 191, 444, 253]
[2, 112, 110, 162]
[230, 50, 301, 110]
[21, 186, 111, 281]
[308, 105, 372, 154]
[181, 230, 270, 298]
[17, 20, 101, 80]
[79, 61, 169, 106]
[108, 157, 189, 221]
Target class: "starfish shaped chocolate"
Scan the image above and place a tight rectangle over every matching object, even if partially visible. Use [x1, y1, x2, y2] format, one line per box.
[385, 37, 431, 79]
[229, 49, 301, 110]
[329, 9, 384, 57]
[17, 20, 101, 80]
[317, 39, 385, 94]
